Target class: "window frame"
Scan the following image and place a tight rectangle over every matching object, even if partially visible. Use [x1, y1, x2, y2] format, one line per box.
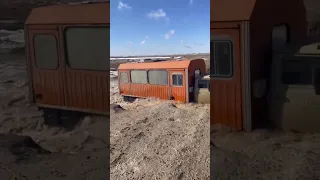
[63, 25, 109, 71]
[171, 73, 184, 87]
[210, 36, 234, 78]
[147, 69, 169, 86]
[130, 69, 148, 84]
[33, 34, 59, 70]
[120, 72, 129, 84]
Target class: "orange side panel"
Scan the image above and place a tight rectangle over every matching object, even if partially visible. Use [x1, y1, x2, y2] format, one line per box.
[33, 71, 65, 106]
[65, 70, 109, 113]
[210, 27, 242, 131]
[129, 84, 169, 100]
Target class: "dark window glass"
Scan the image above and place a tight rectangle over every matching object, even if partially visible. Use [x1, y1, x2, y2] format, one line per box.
[172, 74, 183, 86]
[211, 40, 233, 77]
[65, 26, 109, 71]
[148, 70, 168, 85]
[131, 70, 148, 84]
[34, 34, 58, 69]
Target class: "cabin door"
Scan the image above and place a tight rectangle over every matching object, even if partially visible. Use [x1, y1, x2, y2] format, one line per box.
[118, 70, 131, 95]
[210, 28, 242, 130]
[169, 70, 187, 102]
[28, 28, 66, 106]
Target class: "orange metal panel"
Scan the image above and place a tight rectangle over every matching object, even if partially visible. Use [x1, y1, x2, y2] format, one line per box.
[64, 70, 109, 112]
[25, 2, 109, 25]
[210, 28, 243, 130]
[118, 60, 207, 102]
[129, 84, 169, 100]
[169, 70, 186, 102]
[59, 24, 109, 113]
[28, 29, 66, 106]
[211, 0, 256, 22]
[118, 60, 192, 70]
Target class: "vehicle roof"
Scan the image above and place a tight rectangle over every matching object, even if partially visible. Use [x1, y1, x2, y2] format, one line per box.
[211, 0, 256, 21]
[25, 1, 109, 25]
[118, 59, 202, 70]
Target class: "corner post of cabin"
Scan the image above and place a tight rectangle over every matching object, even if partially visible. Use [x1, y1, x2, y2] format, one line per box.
[241, 21, 252, 132]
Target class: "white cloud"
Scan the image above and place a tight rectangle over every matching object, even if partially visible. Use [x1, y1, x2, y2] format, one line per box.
[164, 30, 175, 39]
[118, 1, 132, 10]
[140, 36, 148, 44]
[189, 0, 193, 5]
[147, 9, 167, 20]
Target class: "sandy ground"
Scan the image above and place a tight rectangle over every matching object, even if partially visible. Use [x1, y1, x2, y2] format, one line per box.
[111, 71, 320, 180]
[0, 53, 109, 179]
[110, 79, 210, 179]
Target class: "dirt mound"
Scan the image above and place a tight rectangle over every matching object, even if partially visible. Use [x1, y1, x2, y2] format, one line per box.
[0, 134, 50, 162]
[110, 96, 210, 179]
[110, 104, 125, 113]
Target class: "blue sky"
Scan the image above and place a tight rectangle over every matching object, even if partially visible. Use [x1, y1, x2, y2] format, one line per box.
[110, 0, 210, 56]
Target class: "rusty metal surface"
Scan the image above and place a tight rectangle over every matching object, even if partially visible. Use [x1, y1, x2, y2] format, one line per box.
[130, 84, 170, 100]
[169, 70, 187, 102]
[25, 2, 109, 25]
[210, 0, 308, 130]
[249, 0, 307, 127]
[210, 28, 243, 131]
[118, 59, 193, 70]
[118, 59, 206, 103]
[65, 70, 109, 112]
[188, 59, 207, 101]
[28, 29, 66, 107]
[211, 0, 256, 22]
[26, 23, 109, 114]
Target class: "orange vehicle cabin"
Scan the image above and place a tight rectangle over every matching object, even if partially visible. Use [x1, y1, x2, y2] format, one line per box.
[24, 1, 110, 125]
[118, 59, 206, 103]
[211, 0, 307, 131]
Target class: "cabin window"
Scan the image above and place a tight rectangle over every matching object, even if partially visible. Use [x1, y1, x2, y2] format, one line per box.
[130, 70, 148, 84]
[148, 70, 168, 85]
[64, 26, 109, 71]
[211, 40, 233, 77]
[34, 34, 58, 69]
[120, 72, 129, 83]
[172, 74, 183, 86]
